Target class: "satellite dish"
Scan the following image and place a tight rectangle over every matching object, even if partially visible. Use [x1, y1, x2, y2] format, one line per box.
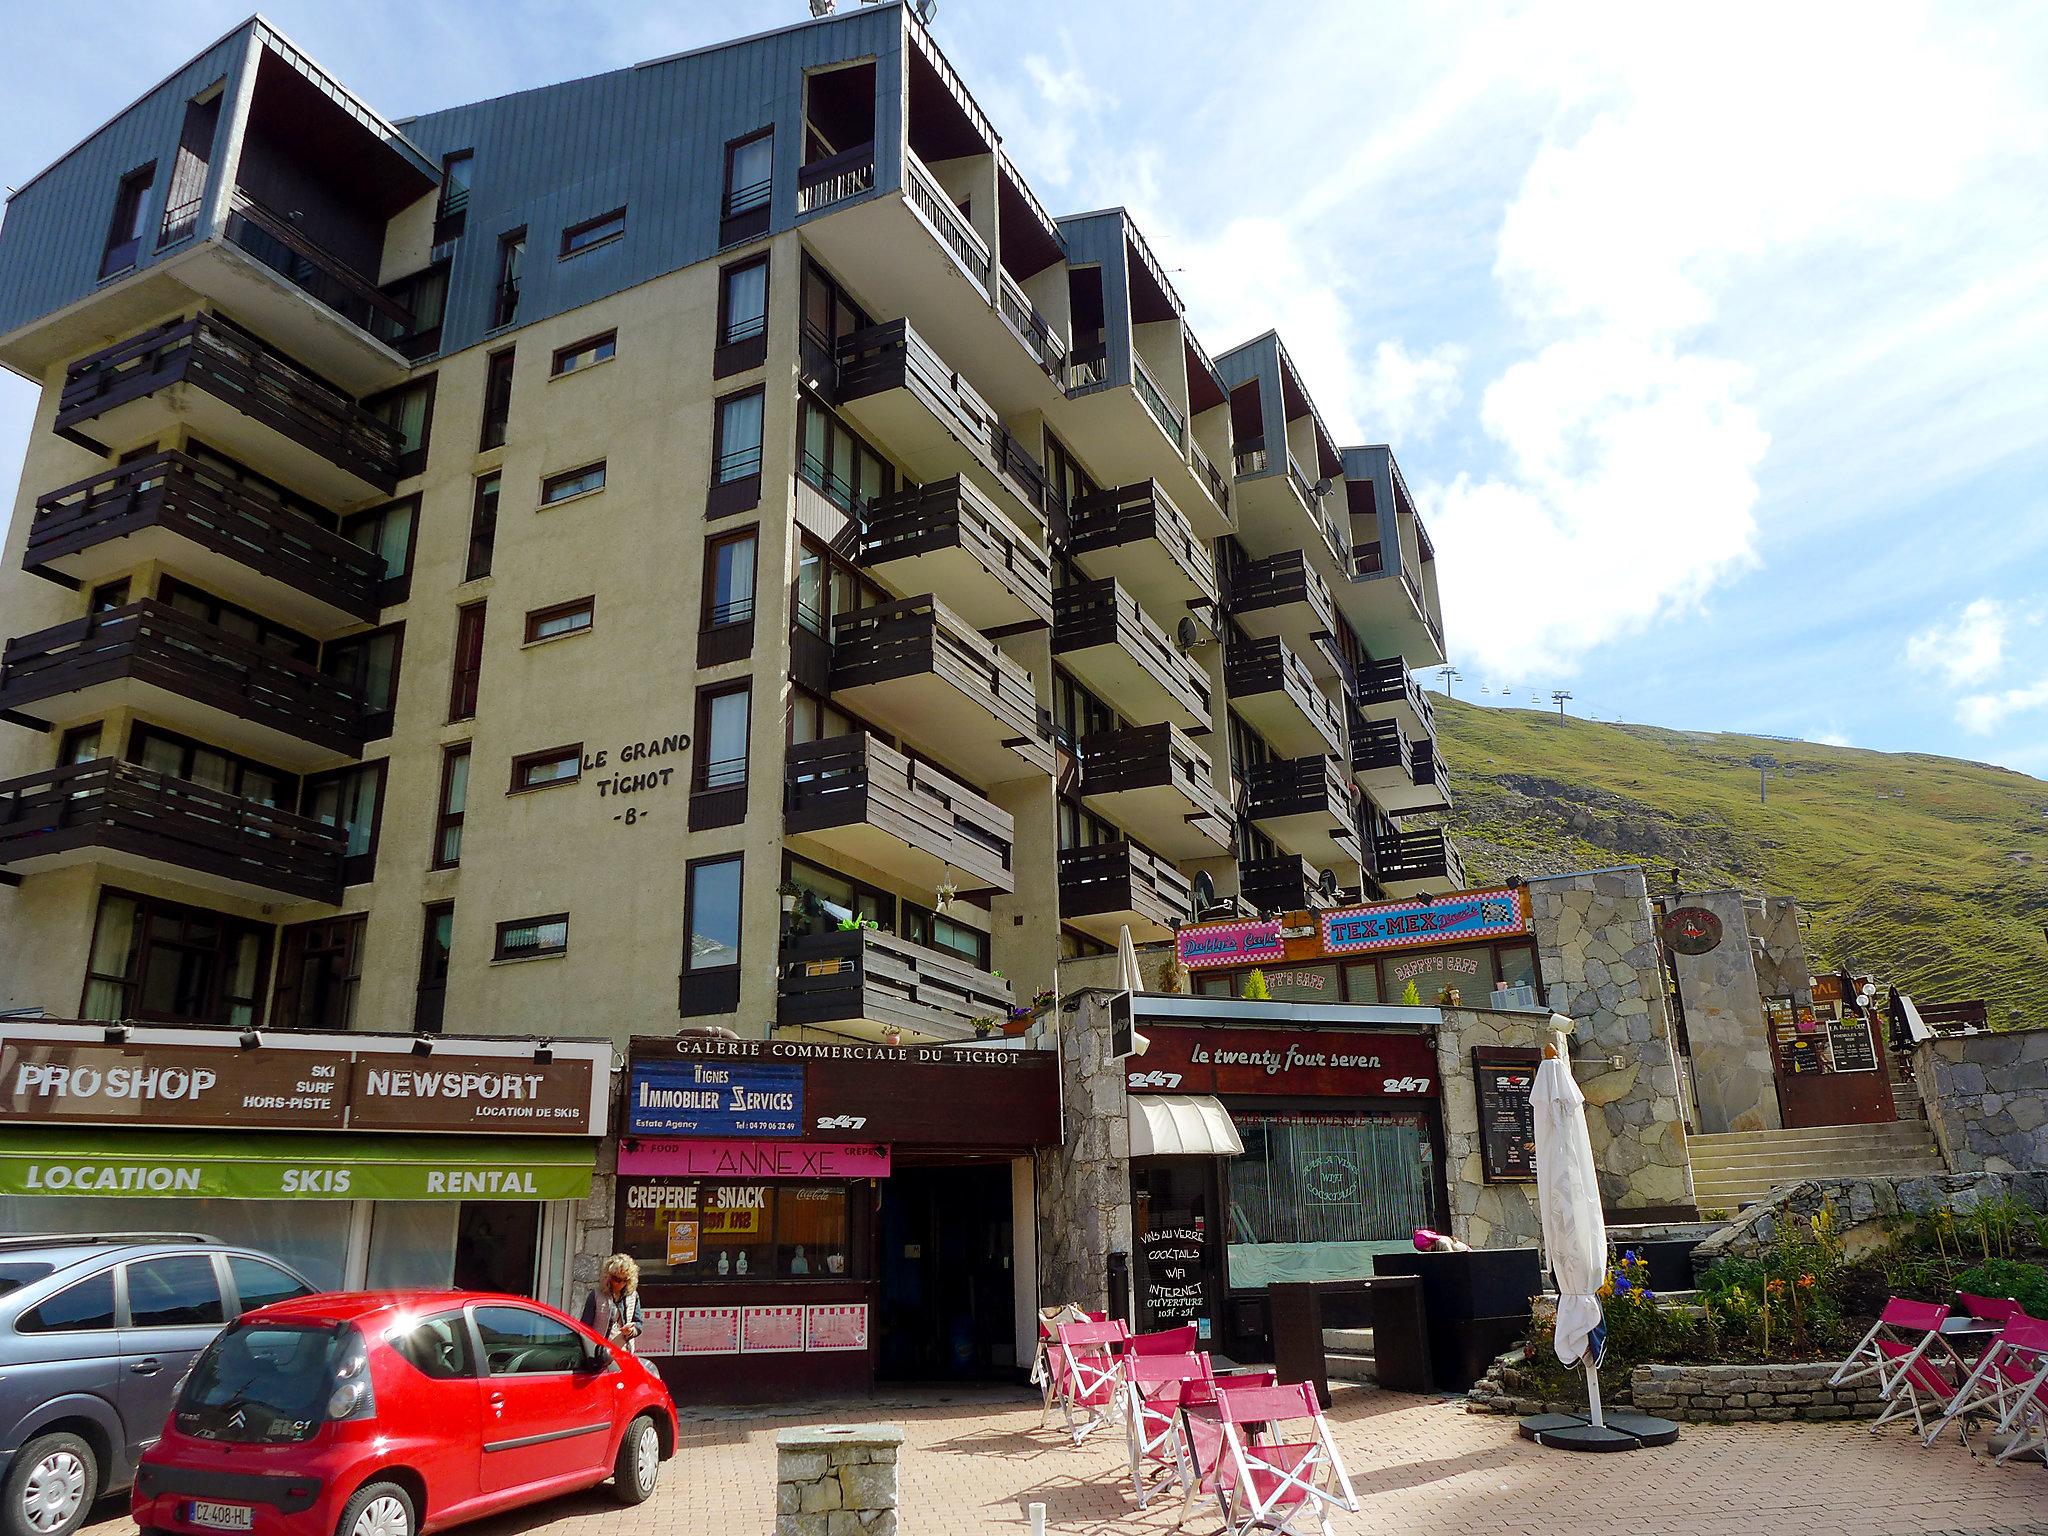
[1318, 867, 1339, 900]
[1175, 615, 1202, 652]
[1193, 870, 1216, 912]
[1311, 478, 1333, 499]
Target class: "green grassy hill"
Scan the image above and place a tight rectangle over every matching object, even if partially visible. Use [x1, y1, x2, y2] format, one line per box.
[1433, 698, 2048, 1025]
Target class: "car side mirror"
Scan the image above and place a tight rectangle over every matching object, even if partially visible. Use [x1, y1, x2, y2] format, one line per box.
[581, 1340, 613, 1372]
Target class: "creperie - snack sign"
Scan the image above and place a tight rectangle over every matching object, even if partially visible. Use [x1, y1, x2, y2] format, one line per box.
[1127, 1026, 1439, 1098]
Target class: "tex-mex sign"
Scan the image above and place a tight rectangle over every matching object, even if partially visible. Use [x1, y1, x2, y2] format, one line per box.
[1126, 1025, 1440, 1098]
[1174, 886, 1530, 970]
[0, 1022, 609, 1137]
[626, 1036, 1059, 1149]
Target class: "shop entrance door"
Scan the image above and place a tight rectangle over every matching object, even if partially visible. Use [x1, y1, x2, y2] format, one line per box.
[1132, 1160, 1224, 1345]
[453, 1203, 542, 1294]
[876, 1163, 1015, 1380]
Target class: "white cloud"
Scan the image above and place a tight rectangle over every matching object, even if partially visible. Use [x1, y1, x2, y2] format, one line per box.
[1356, 340, 1465, 442]
[1905, 598, 2010, 686]
[1808, 730, 1855, 749]
[1957, 678, 2048, 736]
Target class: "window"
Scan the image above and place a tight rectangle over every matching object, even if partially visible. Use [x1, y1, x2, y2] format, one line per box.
[786, 858, 892, 939]
[433, 745, 470, 869]
[228, 1255, 312, 1314]
[541, 462, 606, 506]
[713, 388, 764, 484]
[616, 1179, 854, 1281]
[495, 915, 568, 962]
[376, 262, 449, 358]
[475, 1305, 584, 1373]
[791, 535, 883, 639]
[436, 150, 474, 242]
[301, 760, 387, 884]
[89, 578, 131, 614]
[129, 724, 294, 807]
[723, 130, 773, 219]
[466, 472, 499, 581]
[58, 723, 103, 766]
[796, 395, 893, 514]
[493, 228, 525, 328]
[101, 162, 156, 279]
[903, 903, 991, 969]
[392, 1312, 474, 1379]
[161, 94, 219, 248]
[18, 1273, 116, 1333]
[415, 902, 454, 1034]
[715, 257, 769, 376]
[1053, 672, 1118, 750]
[80, 888, 269, 1028]
[685, 856, 742, 971]
[560, 208, 626, 260]
[511, 743, 582, 792]
[338, 497, 419, 604]
[272, 915, 367, 1031]
[524, 597, 594, 643]
[127, 1254, 225, 1328]
[479, 347, 515, 450]
[551, 331, 615, 377]
[694, 687, 750, 791]
[366, 376, 437, 479]
[1226, 1111, 1437, 1289]
[449, 602, 486, 722]
[322, 624, 403, 737]
[159, 576, 315, 661]
[787, 691, 852, 747]
[703, 529, 757, 628]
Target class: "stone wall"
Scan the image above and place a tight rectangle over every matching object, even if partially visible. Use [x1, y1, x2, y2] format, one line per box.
[775, 1425, 900, 1536]
[1032, 991, 1133, 1311]
[1916, 1027, 2048, 1174]
[572, 1134, 618, 1300]
[1667, 889, 1781, 1134]
[1690, 1170, 2048, 1274]
[1630, 1362, 1883, 1422]
[1747, 895, 1814, 1005]
[1526, 868, 1695, 1215]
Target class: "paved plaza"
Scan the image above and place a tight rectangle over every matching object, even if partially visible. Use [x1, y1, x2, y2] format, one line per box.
[90, 1382, 2046, 1536]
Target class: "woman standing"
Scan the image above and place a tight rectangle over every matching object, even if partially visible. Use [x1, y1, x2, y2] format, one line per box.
[580, 1253, 644, 1352]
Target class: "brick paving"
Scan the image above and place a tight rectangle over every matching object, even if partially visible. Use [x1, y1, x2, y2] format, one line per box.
[86, 1382, 2045, 1536]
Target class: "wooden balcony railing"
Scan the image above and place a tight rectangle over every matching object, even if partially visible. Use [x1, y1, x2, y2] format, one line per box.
[1409, 737, 1452, 802]
[0, 602, 367, 758]
[1238, 853, 1342, 916]
[1053, 577, 1211, 725]
[1244, 754, 1358, 828]
[57, 313, 402, 492]
[858, 476, 1053, 626]
[990, 421, 1052, 521]
[785, 733, 1015, 892]
[1375, 827, 1458, 885]
[1069, 481, 1215, 603]
[1057, 839, 1192, 929]
[905, 150, 992, 294]
[829, 594, 1051, 768]
[222, 193, 414, 337]
[1225, 634, 1343, 748]
[0, 757, 345, 903]
[797, 139, 877, 215]
[1228, 549, 1338, 638]
[1351, 713, 1409, 776]
[777, 927, 1012, 1039]
[1075, 722, 1233, 829]
[26, 452, 382, 622]
[1352, 655, 1436, 732]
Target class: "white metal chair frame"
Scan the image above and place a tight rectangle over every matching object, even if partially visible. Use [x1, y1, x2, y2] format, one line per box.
[1123, 1354, 1210, 1508]
[1213, 1383, 1360, 1536]
[1055, 1319, 1130, 1444]
[1922, 1316, 2047, 1452]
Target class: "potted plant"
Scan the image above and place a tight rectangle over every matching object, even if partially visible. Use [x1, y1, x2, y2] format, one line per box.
[972, 1016, 997, 1039]
[1240, 969, 1271, 1001]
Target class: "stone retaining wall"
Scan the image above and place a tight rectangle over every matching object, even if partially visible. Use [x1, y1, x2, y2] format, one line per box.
[1689, 1170, 2048, 1272]
[1916, 1026, 2048, 1174]
[775, 1424, 901, 1536]
[1630, 1362, 1885, 1422]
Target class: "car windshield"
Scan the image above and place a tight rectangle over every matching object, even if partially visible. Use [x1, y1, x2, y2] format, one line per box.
[0, 1262, 55, 1297]
[176, 1322, 349, 1444]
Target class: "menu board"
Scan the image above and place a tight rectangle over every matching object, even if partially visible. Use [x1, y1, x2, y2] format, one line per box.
[1141, 1211, 1208, 1333]
[1781, 1037, 1826, 1075]
[1473, 1049, 1540, 1183]
[1828, 1016, 1879, 1073]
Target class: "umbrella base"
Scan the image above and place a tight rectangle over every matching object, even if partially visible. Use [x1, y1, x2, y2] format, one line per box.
[1518, 1411, 1680, 1451]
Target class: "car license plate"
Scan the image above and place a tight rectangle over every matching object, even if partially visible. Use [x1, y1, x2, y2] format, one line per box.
[187, 1502, 254, 1531]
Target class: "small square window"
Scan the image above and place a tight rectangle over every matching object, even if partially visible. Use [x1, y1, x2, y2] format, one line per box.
[540, 462, 606, 505]
[510, 743, 582, 793]
[551, 332, 617, 377]
[494, 914, 568, 961]
[524, 597, 595, 643]
[560, 207, 626, 258]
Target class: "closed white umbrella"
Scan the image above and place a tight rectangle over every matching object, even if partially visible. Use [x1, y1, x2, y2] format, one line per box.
[1532, 1014, 1608, 1424]
[1117, 924, 1143, 994]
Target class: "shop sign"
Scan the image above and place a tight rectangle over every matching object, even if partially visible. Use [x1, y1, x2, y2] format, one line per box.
[1127, 1025, 1439, 1098]
[1176, 918, 1286, 971]
[661, 1037, 1049, 1067]
[1322, 889, 1528, 955]
[628, 1059, 803, 1137]
[1473, 1048, 1540, 1183]
[618, 1138, 891, 1179]
[1663, 906, 1724, 955]
[347, 1059, 595, 1134]
[637, 1308, 677, 1355]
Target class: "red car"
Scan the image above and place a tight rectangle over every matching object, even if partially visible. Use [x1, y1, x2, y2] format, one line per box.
[133, 1292, 676, 1536]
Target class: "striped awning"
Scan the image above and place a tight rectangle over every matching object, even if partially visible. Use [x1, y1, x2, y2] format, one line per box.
[1131, 1095, 1245, 1158]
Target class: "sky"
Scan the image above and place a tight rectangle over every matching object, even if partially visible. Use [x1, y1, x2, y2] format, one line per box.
[2, 1, 2045, 773]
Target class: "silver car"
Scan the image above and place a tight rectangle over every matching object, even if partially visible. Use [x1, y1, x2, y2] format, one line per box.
[0, 1235, 314, 1536]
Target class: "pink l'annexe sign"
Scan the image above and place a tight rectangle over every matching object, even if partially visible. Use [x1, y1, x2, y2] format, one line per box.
[618, 1138, 891, 1178]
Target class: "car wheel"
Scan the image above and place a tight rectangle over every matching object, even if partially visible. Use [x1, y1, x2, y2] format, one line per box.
[334, 1482, 414, 1536]
[609, 1414, 661, 1506]
[2, 1432, 98, 1536]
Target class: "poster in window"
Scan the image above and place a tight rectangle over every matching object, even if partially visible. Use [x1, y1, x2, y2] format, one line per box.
[636, 1307, 676, 1356]
[666, 1219, 700, 1266]
[674, 1306, 740, 1355]
[741, 1304, 806, 1353]
[1141, 1211, 1208, 1333]
[1473, 1049, 1540, 1183]
[805, 1304, 869, 1352]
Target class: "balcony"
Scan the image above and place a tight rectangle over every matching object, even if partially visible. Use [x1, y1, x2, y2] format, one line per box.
[857, 476, 1052, 631]
[1074, 723, 1233, 861]
[1234, 442, 1346, 572]
[796, 138, 877, 217]
[829, 594, 1054, 783]
[1374, 826, 1464, 897]
[1057, 839, 1192, 944]
[1225, 635, 1343, 759]
[0, 758, 344, 905]
[1406, 737, 1453, 816]
[1353, 655, 1436, 741]
[1243, 755, 1362, 871]
[56, 314, 401, 502]
[1228, 551, 1339, 682]
[23, 453, 381, 632]
[1067, 480, 1219, 617]
[0, 602, 366, 770]
[777, 928, 1011, 1044]
[834, 320, 1049, 525]
[1132, 357, 1185, 450]
[1052, 578, 1211, 732]
[785, 733, 1015, 895]
[1238, 853, 1344, 918]
[1350, 712, 1414, 798]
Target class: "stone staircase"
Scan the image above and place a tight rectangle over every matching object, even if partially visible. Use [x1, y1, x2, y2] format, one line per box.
[1321, 1326, 1376, 1381]
[1688, 1120, 1946, 1213]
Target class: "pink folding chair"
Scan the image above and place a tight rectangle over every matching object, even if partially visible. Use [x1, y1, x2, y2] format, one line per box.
[1123, 1351, 1213, 1508]
[1127, 1324, 1201, 1358]
[1832, 1298, 1951, 1393]
[1208, 1381, 1359, 1536]
[1869, 1334, 1967, 1440]
[1933, 1313, 2048, 1464]
[1032, 1306, 1103, 1426]
[1954, 1292, 2024, 1327]
[1176, 1373, 1278, 1529]
[1055, 1318, 1130, 1443]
